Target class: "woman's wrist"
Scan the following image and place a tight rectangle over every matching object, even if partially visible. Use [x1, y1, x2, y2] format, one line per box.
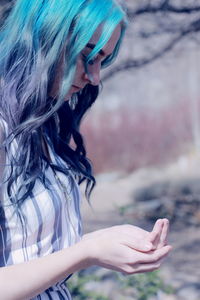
[77, 237, 98, 268]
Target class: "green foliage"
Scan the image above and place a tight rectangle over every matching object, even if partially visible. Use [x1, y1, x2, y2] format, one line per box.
[67, 269, 174, 300]
[67, 271, 109, 300]
[117, 203, 134, 216]
[117, 271, 174, 300]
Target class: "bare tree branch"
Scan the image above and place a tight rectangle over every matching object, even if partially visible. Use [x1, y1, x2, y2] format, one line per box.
[103, 15, 200, 81]
[102, 35, 182, 81]
[128, 4, 200, 19]
[100, 0, 200, 81]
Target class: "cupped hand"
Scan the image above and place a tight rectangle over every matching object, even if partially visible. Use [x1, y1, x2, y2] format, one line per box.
[83, 218, 170, 253]
[81, 221, 172, 275]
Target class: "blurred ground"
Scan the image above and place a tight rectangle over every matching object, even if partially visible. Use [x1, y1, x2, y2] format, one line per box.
[80, 153, 200, 299]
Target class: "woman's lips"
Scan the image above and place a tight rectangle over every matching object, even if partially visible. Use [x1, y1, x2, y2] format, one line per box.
[72, 85, 81, 90]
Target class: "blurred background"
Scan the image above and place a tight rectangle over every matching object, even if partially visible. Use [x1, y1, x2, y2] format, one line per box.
[1, 1, 200, 299]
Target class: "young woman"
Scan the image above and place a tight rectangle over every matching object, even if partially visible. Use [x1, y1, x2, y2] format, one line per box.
[0, 0, 172, 299]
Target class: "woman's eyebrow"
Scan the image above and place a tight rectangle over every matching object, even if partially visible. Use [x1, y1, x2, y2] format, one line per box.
[86, 43, 106, 56]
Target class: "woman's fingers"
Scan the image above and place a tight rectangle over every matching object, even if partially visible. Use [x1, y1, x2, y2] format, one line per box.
[123, 261, 165, 274]
[119, 219, 170, 253]
[158, 218, 169, 247]
[135, 245, 172, 264]
[123, 237, 153, 252]
[122, 245, 172, 275]
[149, 219, 164, 249]
[149, 218, 170, 249]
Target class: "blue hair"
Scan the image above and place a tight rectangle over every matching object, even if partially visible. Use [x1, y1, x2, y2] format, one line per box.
[0, 0, 127, 209]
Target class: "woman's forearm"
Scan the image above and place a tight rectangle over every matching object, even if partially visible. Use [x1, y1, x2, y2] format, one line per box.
[0, 241, 91, 300]
[0, 221, 171, 300]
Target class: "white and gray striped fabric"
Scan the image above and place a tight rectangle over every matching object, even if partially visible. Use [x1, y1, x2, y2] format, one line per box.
[0, 118, 83, 299]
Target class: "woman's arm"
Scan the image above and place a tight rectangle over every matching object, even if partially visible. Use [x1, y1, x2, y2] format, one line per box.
[0, 241, 91, 300]
[0, 220, 171, 300]
[0, 126, 90, 299]
[0, 126, 171, 299]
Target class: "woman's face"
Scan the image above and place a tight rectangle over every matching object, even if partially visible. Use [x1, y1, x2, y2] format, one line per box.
[49, 23, 121, 101]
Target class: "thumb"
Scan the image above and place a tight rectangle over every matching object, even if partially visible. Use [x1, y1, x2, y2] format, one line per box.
[123, 237, 153, 253]
[149, 219, 164, 249]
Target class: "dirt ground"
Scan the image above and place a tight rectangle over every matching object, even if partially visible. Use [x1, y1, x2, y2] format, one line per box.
[80, 153, 200, 299]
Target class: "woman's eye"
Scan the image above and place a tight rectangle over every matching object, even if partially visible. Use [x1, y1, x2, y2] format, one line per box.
[82, 53, 98, 65]
[81, 54, 87, 62]
[88, 58, 96, 65]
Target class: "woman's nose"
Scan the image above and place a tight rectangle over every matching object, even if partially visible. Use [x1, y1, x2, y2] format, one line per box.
[83, 63, 101, 86]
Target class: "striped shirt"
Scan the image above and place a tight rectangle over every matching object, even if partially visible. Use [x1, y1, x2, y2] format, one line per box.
[0, 118, 83, 299]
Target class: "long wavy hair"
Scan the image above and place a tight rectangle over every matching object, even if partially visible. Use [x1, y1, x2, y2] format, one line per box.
[0, 0, 127, 210]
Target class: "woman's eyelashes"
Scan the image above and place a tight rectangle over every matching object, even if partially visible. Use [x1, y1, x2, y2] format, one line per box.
[81, 53, 100, 65]
[81, 52, 112, 69]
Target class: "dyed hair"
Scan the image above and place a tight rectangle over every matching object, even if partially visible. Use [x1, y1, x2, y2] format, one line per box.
[0, 0, 127, 209]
